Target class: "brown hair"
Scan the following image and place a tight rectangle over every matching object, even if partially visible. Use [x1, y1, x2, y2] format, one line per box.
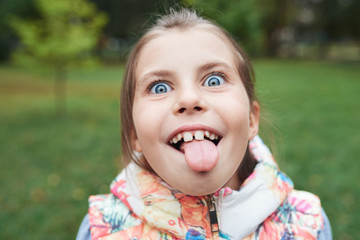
[120, 8, 257, 182]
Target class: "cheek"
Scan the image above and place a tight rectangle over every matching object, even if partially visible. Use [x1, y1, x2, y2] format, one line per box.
[132, 101, 165, 144]
[221, 96, 250, 128]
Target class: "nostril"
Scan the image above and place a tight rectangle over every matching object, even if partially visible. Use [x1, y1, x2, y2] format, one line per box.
[177, 106, 203, 113]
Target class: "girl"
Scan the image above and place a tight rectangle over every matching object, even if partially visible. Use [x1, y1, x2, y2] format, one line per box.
[77, 9, 331, 240]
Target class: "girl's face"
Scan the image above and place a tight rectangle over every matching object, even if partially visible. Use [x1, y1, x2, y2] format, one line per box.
[132, 28, 259, 196]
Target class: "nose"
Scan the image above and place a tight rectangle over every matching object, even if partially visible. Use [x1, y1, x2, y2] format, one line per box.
[174, 87, 207, 114]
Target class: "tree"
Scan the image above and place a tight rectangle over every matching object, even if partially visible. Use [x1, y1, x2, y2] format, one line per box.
[183, 0, 294, 56]
[10, 0, 107, 114]
[315, 0, 360, 41]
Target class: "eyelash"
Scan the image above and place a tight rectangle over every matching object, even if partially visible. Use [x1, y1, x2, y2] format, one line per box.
[203, 71, 227, 83]
[146, 80, 171, 93]
[204, 71, 226, 80]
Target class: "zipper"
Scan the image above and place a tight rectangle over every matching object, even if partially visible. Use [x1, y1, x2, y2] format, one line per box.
[206, 194, 219, 236]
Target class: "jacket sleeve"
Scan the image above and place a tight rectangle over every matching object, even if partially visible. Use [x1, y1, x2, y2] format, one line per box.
[317, 209, 332, 240]
[76, 214, 91, 240]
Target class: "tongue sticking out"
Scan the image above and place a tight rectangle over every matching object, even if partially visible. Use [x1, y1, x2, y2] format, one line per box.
[180, 139, 219, 172]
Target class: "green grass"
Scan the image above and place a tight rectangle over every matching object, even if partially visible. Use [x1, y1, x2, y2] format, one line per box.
[0, 60, 359, 239]
[255, 59, 360, 240]
[0, 65, 124, 239]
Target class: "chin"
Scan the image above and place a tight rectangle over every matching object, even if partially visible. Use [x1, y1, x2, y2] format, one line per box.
[178, 188, 214, 196]
[174, 180, 223, 196]
[186, 190, 216, 196]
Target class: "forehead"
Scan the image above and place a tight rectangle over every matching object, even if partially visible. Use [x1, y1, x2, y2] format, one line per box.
[135, 27, 237, 79]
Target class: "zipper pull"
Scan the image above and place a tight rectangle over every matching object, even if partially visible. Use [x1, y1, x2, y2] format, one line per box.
[207, 195, 219, 234]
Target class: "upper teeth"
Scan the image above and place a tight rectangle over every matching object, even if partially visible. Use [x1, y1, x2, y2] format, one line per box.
[170, 130, 219, 144]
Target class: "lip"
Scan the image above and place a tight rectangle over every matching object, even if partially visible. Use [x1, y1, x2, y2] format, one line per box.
[166, 124, 223, 143]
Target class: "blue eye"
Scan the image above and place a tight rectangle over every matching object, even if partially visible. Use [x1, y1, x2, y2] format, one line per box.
[150, 82, 172, 94]
[204, 75, 225, 87]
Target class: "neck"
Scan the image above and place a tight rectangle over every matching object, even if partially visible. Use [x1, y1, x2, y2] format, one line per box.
[224, 169, 242, 190]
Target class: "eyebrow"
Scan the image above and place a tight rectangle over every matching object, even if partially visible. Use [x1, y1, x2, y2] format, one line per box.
[138, 70, 175, 86]
[137, 61, 235, 86]
[197, 62, 235, 73]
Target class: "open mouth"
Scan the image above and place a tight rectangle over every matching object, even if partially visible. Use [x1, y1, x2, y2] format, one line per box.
[168, 130, 222, 152]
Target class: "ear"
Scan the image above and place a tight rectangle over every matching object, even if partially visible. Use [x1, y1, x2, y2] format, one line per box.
[131, 128, 142, 153]
[249, 101, 260, 140]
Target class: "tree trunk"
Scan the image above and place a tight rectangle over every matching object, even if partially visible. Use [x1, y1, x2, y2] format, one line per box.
[54, 64, 67, 115]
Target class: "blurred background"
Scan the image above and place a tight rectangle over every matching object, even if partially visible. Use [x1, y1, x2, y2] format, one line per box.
[0, 0, 359, 239]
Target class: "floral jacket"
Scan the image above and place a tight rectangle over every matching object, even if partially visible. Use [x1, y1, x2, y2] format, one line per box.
[84, 136, 326, 240]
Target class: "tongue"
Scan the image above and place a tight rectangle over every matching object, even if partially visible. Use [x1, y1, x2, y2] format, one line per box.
[181, 139, 219, 172]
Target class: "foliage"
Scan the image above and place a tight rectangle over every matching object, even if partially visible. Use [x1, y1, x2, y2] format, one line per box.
[2, 0, 360, 61]
[0, 0, 36, 61]
[90, 0, 179, 38]
[9, 0, 107, 68]
[1, 60, 359, 239]
[183, 0, 360, 56]
[315, 0, 360, 40]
